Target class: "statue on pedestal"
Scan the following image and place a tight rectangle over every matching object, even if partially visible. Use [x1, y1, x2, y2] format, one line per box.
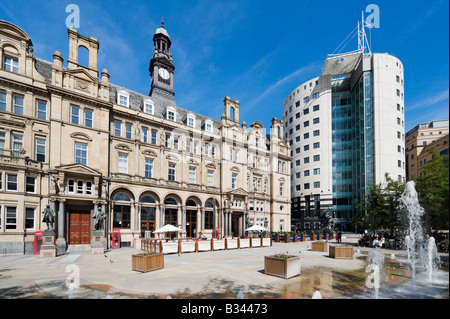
[42, 204, 55, 231]
[92, 206, 106, 231]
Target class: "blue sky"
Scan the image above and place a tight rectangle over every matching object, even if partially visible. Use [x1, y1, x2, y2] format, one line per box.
[1, 0, 448, 132]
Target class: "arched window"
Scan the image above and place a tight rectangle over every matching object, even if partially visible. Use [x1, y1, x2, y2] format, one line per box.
[141, 195, 156, 204]
[140, 195, 156, 238]
[113, 192, 131, 202]
[164, 197, 177, 206]
[112, 191, 131, 229]
[205, 200, 214, 230]
[186, 199, 197, 207]
[78, 45, 89, 67]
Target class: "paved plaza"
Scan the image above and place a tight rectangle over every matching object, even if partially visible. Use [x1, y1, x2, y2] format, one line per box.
[0, 234, 447, 299]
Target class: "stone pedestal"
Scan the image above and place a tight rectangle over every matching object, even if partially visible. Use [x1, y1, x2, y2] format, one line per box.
[40, 230, 56, 258]
[91, 231, 105, 255]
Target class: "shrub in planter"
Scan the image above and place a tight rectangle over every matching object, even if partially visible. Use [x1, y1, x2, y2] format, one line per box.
[310, 231, 316, 241]
[284, 232, 290, 243]
[132, 252, 164, 272]
[301, 231, 306, 241]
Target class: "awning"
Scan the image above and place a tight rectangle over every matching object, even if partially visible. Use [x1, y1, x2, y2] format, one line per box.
[321, 50, 363, 77]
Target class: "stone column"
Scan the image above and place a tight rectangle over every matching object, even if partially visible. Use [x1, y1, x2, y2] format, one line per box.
[55, 199, 66, 255]
[134, 203, 140, 231]
[224, 212, 228, 237]
[201, 207, 205, 231]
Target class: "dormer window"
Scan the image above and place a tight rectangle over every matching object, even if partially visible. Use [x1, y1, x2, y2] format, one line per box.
[144, 99, 155, 115]
[204, 120, 213, 132]
[117, 90, 130, 107]
[3, 56, 18, 73]
[186, 113, 196, 127]
[166, 106, 176, 121]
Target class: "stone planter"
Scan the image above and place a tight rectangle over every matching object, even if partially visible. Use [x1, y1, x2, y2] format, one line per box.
[132, 253, 164, 272]
[329, 245, 353, 259]
[264, 255, 300, 279]
[311, 241, 328, 252]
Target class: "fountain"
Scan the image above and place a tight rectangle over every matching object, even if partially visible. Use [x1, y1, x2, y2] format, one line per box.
[365, 248, 385, 298]
[398, 181, 425, 290]
[425, 236, 442, 284]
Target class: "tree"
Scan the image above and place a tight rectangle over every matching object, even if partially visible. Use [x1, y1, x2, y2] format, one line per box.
[415, 149, 449, 231]
[355, 173, 405, 237]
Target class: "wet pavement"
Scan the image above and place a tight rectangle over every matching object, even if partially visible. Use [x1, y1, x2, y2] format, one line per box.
[0, 234, 448, 300]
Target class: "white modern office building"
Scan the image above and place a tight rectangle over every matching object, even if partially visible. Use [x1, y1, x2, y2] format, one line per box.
[283, 24, 406, 231]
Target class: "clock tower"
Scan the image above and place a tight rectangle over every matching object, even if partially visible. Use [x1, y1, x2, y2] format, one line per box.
[149, 18, 175, 101]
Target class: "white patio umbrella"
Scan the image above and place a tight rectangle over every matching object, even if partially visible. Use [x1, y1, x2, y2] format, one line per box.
[153, 224, 184, 240]
[245, 225, 267, 232]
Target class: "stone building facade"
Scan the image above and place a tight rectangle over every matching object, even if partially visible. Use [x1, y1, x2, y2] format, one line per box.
[0, 20, 291, 253]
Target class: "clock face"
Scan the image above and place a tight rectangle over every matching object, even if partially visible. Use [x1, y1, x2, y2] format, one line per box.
[158, 68, 170, 80]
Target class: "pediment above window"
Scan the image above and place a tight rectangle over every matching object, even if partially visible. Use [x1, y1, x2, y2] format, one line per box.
[70, 132, 92, 142]
[142, 149, 157, 157]
[114, 144, 132, 152]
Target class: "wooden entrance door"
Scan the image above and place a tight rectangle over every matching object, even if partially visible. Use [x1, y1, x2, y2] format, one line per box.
[69, 211, 91, 244]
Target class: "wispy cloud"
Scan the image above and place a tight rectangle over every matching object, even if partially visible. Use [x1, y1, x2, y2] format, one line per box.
[408, 88, 449, 110]
[244, 61, 322, 110]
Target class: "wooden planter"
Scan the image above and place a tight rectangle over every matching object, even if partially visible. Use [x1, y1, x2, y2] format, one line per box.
[284, 234, 290, 243]
[310, 233, 316, 241]
[264, 255, 300, 279]
[293, 234, 298, 242]
[329, 245, 353, 259]
[311, 241, 328, 252]
[301, 234, 306, 241]
[275, 234, 280, 242]
[132, 253, 164, 272]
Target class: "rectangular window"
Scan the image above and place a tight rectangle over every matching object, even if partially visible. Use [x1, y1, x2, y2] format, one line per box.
[37, 101, 47, 120]
[313, 142, 320, 149]
[165, 134, 171, 148]
[189, 167, 196, 184]
[12, 134, 23, 157]
[114, 121, 121, 137]
[5, 207, 17, 229]
[194, 141, 199, 154]
[313, 130, 320, 137]
[0, 91, 6, 111]
[304, 170, 310, 177]
[205, 122, 213, 132]
[119, 95, 128, 106]
[304, 157, 310, 164]
[84, 109, 93, 127]
[125, 123, 132, 139]
[144, 103, 154, 114]
[74, 142, 87, 165]
[0, 132, 4, 155]
[13, 95, 24, 115]
[6, 174, 18, 191]
[187, 117, 195, 127]
[313, 117, 320, 124]
[231, 173, 237, 189]
[26, 176, 36, 193]
[145, 158, 154, 178]
[151, 130, 157, 145]
[229, 147, 233, 161]
[313, 155, 320, 162]
[167, 110, 175, 121]
[207, 170, 214, 186]
[312, 92, 319, 99]
[313, 105, 319, 111]
[211, 146, 216, 158]
[3, 56, 18, 73]
[141, 127, 148, 143]
[313, 168, 320, 175]
[304, 145, 310, 151]
[304, 133, 309, 139]
[279, 183, 284, 196]
[86, 181, 92, 195]
[173, 135, 179, 150]
[35, 138, 46, 162]
[314, 181, 320, 188]
[77, 180, 84, 194]
[304, 183, 310, 190]
[70, 105, 80, 125]
[118, 153, 128, 174]
[25, 208, 35, 229]
[186, 139, 192, 153]
[168, 163, 176, 181]
[68, 179, 75, 193]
